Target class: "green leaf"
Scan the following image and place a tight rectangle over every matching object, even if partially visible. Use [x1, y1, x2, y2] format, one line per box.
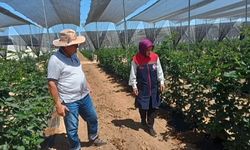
[223, 71, 238, 78]
[0, 144, 9, 150]
[17, 146, 25, 150]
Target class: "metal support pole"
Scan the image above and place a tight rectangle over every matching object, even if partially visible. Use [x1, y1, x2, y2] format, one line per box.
[245, 0, 248, 25]
[42, 0, 51, 52]
[205, 19, 208, 40]
[29, 24, 34, 49]
[180, 21, 182, 37]
[188, 0, 191, 51]
[153, 22, 156, 42]
[122, 0, 128, 49]
[96, 22, 100, 50]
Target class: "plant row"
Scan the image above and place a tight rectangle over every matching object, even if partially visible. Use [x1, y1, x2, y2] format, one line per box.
[81, 50, 94, 61]
[95, 47, 136, 81]
[0, 55, 53, 149]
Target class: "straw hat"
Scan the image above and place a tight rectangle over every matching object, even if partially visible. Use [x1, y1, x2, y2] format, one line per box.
[53, 29, 85, 47]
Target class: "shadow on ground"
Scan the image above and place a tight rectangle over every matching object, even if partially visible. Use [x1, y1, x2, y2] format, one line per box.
[111, 119, 142, 131]
[111, 119, 153, 137]
[41, 133, 69, 150]
[41, 133, 93, 150]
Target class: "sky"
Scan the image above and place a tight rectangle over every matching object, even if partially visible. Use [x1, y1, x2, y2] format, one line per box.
[0, 0, 159, 36]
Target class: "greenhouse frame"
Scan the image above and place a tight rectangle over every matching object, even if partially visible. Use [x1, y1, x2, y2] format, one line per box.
[0, 0, 249, 56]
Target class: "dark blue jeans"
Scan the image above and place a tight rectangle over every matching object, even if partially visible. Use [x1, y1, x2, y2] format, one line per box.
[63, 94, 98, 150]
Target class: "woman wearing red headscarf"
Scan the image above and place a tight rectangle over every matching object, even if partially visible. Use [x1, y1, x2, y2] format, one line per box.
[129, 38, 165, 137]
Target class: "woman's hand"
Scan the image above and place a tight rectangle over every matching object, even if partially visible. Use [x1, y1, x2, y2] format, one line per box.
[160, 84, 165, 93]
[133, 88, 138, 96]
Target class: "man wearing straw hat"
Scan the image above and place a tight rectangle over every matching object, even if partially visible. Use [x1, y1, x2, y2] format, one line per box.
[47, 29, 106, 150]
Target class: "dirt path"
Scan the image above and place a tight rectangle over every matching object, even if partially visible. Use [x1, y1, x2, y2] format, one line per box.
[80, 59, 184, 150]
[43, 54, 188, 150]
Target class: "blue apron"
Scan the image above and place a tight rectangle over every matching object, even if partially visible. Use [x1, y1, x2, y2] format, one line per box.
[136, 63, 160, 110]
